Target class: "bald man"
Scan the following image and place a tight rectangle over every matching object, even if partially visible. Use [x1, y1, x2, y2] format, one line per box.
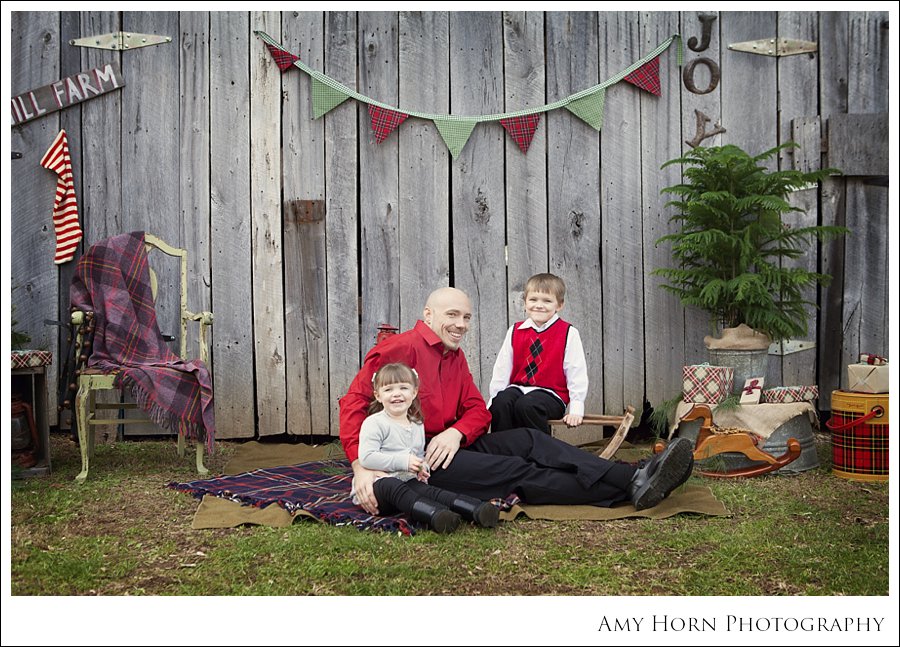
[339, 287, 693, 516]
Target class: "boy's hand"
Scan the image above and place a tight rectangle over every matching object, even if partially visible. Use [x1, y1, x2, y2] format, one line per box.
[563, 413, 583, 427]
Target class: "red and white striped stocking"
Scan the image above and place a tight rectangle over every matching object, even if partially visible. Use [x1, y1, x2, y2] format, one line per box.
[39, 130, 83, 264]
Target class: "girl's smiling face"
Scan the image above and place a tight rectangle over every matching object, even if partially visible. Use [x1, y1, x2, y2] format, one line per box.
[375, 381, 418, 419]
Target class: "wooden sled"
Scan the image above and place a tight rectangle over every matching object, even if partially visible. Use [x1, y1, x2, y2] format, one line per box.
[659, 404, 801, 478]
[550, 405, 635, 459]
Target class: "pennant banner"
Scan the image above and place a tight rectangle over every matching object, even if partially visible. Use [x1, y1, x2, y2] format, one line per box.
[264, 43, 299, 72]
[368, 105, 409, 143]
[624, 56, 661, 96]
[312, 77, 351, 119]
[256, 31, 681, 158]
[500, 114, 542, 153]
[433, 117, 478, 159]
[565, 87, 606, 131]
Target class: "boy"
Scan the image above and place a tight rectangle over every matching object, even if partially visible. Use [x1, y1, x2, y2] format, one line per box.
[488, 273, 587, 434]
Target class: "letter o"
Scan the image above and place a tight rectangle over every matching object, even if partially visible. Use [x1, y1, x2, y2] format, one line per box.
[683, 57, 720, 95]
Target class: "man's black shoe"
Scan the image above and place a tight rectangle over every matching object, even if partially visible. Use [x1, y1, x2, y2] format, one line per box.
[628, 437, 694, 511]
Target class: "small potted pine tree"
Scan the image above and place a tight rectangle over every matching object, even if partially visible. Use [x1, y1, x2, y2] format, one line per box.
[654, 143, 847, 390]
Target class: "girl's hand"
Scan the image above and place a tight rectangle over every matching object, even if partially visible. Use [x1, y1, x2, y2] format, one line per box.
[409, 454, 430, 482]
[563, 413, 583, 427]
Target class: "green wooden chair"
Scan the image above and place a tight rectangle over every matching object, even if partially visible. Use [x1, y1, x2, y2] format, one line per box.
[71, 234, 213, 482]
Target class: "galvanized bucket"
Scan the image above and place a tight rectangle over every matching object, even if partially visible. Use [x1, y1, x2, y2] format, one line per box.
[677, 413, 820, 475]
[707, 348, 769, 395]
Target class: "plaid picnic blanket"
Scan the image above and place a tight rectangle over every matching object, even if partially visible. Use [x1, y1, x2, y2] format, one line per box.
[168, 460, 519, 536]
[70, 231, 215, 451]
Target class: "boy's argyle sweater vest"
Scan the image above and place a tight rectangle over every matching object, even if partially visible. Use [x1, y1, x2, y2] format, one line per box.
[509, 318, 571, 403]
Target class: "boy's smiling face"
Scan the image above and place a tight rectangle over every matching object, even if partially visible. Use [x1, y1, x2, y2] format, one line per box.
[525, 290, 563, 326]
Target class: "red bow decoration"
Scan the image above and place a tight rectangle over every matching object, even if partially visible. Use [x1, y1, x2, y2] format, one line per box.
[743, 379, 762, 395]
[860, 353, 887, 366]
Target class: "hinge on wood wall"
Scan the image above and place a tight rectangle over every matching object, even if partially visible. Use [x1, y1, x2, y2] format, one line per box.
[728, 38, 817, 57]
[69, 32, 172, 51]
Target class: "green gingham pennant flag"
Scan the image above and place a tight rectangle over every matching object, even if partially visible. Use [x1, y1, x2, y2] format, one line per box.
[433, 117, 477, 159]
[312, 77, 351, 119]
[565, 87, 606, 131]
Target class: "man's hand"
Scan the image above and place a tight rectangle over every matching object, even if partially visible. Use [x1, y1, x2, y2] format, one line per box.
[425, 428, 464, 471]
[351, 460, 386, 515]
[562, 413, 583, 427]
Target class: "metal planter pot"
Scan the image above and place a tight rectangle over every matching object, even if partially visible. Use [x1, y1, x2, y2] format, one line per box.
[708, 347, 769, 395]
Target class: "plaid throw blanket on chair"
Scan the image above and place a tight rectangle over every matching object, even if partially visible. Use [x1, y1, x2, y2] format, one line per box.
[70, 231, 215, 451]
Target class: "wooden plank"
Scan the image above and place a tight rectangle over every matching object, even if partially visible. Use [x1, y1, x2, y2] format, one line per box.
[827, 113, 888, 176]
[282, 12, 328, 437]
[324, 11, 360, 434]
[448, 12, 506, 393]
[250, 10, 286, 437]
[720, 12, 778, 165]
[119, 11, 181, 436]
[599, 12, 643, 414]
[210, 12, 255, 438]
[678, 10, 722, 366]
[55, 11, 85, 429]
[502, 11, 548, 327]
[358, 12, 401, 355]
[841, 182, 889, 383]
[840, 10, 890, 381]
[776, 11, 820, 389]
[76, 11, 122, 440]
[398, 11, 450, 330]
[121, 11, 181, 340]
[817, 11, 848, 410]
[79, 11, 122, 246]
[721, 11, 778, 388]
[640, 11, 684, 409]
[545, 11, 603, 413]
[10, 12, 61, 428]
[179, 12, 212, 362]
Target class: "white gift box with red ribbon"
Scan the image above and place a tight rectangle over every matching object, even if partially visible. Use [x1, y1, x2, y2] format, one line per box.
[682, 363, 734, 404]
[847, 363, 889, 393]
[761, 385, 819, 403]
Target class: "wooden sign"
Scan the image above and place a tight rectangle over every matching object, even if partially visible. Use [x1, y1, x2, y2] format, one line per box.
[11, 62, 125, 126]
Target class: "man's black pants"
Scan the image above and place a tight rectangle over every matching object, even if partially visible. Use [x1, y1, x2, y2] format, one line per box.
[428, 427, 635, 506]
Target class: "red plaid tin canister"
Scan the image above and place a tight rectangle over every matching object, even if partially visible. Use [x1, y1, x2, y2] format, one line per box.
[682, 364, 734, 404]
[827, 390, 889, 482]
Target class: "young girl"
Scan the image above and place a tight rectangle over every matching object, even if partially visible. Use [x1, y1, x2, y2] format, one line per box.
[353, 362, 499, 533]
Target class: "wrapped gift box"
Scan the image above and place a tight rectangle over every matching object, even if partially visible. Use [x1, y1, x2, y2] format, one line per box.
[11, 350, 53, 370]
[682, 363, 734, 404]
[847, 363, 889, 393]
[762, 385, 819, 404]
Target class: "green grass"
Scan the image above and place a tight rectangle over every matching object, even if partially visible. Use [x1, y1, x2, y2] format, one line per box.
[10, 432, 889, 597]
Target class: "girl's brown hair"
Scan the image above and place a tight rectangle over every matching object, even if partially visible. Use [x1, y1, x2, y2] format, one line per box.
[368, 362, 424, 424]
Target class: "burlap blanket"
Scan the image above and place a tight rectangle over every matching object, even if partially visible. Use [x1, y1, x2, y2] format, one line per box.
[178, 441, 728, 531]
[70, 231, 215, 451]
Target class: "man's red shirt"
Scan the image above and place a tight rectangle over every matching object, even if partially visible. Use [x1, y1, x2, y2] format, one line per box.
[339, 320, 492, 464]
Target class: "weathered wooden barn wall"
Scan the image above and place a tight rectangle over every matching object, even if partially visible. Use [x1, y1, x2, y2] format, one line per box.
[9, 11, 889, 438]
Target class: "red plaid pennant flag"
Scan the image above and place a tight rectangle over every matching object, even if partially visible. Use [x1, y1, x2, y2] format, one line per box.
[264, 43, 299, 72]
[500, 114, 541, 153]
[368, 105, 409, 143]
[682, 364, 733, 404]
[624, 56, 661, 96]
